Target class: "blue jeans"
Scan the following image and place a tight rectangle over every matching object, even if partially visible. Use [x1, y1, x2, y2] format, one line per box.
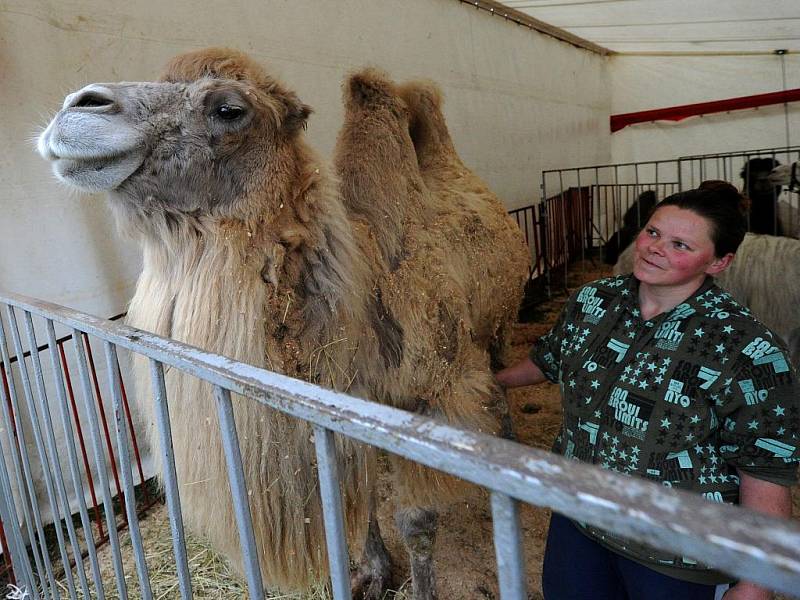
[542, 512, 728, 600]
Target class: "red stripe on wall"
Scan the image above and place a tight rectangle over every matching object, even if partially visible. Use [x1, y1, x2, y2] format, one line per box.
[610, 88, 800, 133]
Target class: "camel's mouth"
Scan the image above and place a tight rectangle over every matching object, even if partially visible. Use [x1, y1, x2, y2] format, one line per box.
[38, 118, 147, 192]
[48, 152, 146, 193]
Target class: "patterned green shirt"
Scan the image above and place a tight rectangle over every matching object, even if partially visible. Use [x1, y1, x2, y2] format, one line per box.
[530, 274, 800, 578]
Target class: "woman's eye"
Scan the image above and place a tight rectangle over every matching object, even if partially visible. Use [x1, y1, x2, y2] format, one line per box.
[674, 242, 688, 250]
[215, 104, 244, 120]
[646, 228, 657, 237]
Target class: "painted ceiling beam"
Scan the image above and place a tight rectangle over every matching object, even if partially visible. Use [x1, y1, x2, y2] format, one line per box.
[610, 88, 800, 132]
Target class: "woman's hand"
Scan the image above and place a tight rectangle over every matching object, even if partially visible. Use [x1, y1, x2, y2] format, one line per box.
[495, 357, 547, 389]
[721, 580, 772, 600]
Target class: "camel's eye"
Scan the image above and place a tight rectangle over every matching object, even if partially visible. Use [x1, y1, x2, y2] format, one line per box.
[215, 104, 244, 121]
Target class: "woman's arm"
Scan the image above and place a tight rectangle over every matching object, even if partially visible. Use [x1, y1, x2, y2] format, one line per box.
[722, 472, 793, 600]
[495, 357, 548, 389]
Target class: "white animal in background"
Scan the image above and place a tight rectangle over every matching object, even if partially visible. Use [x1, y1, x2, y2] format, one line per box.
[769, 160, 799, 191]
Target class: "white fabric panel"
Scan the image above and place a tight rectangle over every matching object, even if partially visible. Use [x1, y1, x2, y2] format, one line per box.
[610, 54, 800, 164]
[0, 0, 610, 528]
[500, 0, 800, 53]
[2, 0, 610, 315]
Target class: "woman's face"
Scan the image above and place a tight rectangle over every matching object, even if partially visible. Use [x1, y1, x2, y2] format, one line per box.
[633, 205, 733, 288]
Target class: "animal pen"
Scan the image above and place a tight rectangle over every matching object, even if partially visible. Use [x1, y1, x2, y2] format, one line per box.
[2, 146, 800, 599]
[0, 282, 800, 599]
[510, 145, 800, 298]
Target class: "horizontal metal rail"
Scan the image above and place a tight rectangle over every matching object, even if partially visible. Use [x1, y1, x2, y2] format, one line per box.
[679, 145, 800, 161]
[1, 290, 800, 596]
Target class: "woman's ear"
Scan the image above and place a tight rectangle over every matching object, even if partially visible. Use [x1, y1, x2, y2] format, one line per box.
[706, 252, 735, 275]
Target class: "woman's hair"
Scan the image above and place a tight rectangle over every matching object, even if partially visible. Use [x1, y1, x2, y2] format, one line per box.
[653, 180, 749, 257]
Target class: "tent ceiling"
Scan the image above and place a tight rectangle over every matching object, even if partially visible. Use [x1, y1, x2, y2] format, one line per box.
[495, 0, 800, 54]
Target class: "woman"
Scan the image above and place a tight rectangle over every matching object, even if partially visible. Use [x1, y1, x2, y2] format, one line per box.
[498, 182, 798, 600]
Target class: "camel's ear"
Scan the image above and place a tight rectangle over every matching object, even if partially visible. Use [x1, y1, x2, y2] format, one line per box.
[280, 92, 312, 133]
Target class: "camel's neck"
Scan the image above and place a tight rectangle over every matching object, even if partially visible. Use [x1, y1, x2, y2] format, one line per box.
[123, 155, 368, 387]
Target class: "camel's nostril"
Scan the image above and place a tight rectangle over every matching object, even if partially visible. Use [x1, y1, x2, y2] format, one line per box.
[72, 92, 114, 109]
[67, 87, 116, 110]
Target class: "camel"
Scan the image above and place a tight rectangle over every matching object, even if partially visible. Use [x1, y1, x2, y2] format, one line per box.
[37, 48, 529, 599]
[769, 160, 799, 191]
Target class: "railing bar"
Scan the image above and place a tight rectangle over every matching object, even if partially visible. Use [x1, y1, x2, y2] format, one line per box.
[103, 342, 152, 599]
[576, 170, 585, 265]
[3, 307, 60, 598]
[47, 324, 106, 599]
[71, 328, 128, 598]
[634, 163, 642, 227]
[558, 171, 568, 288]
[22, 312, 81, 597]
[212, 385, 264, 599]
[313, 425, 352, 600]
[541, 172, 550, 297]
[0, 465, 39, 598]
[594, 168, 600, 247]
[1, 313, 127, 368]
[490, 492, 526, 600]
[3, 291, 800, 593]
[0, 518, 12, 584]
[0, 360, 38, 597]
[149, 359, 193, 599]
[116, 362, 149, 497]
[0, 354, 37, 589]
[82, 334, 126, 521]
[58, 341, 105, 540]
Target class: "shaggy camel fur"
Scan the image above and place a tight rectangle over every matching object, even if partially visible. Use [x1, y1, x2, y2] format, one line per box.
[38, 48, 528, 598]
[334, 71, 528, 597]
[614, 233, 800, 366]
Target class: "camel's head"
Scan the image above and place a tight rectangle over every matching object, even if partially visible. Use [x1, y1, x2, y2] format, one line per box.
[37, 48, 312, 217]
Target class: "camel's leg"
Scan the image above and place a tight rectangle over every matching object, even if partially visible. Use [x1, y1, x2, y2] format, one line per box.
[351, 498, 393, 599]
[395, 506, 438, 600]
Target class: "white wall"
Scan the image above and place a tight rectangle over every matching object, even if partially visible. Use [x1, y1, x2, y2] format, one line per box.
[0, 0, 610, 529]
[1, 0, 610, 319]
[610, 54, 800, 164]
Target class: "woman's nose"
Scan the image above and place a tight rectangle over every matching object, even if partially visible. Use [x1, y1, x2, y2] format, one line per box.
[647, 239, 664, 254]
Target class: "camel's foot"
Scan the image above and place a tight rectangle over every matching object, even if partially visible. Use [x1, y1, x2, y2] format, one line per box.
[351, 515, 393, 599]
[395, 506, 438, 600]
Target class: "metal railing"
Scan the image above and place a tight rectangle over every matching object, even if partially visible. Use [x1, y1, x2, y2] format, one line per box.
[0, 313, 154, 589]
[1, 290, 800, 599]
[518, 146, 800, 298]
[678, 145, 800, 237]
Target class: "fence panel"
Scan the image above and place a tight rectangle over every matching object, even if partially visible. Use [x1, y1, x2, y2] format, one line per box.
[526, 146, 800, 298]
[0, 291, 798, 598]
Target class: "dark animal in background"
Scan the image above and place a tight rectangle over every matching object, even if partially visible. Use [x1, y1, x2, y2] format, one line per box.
[741, 157, 782, 236]
[602, 190, 657, 265]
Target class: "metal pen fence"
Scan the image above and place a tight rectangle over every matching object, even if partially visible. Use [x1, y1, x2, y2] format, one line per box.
[525, 146, 800, 297]
[679, 145, 800, 238]
[0, 311, 155, 593]
[1, 291, 800, 599]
